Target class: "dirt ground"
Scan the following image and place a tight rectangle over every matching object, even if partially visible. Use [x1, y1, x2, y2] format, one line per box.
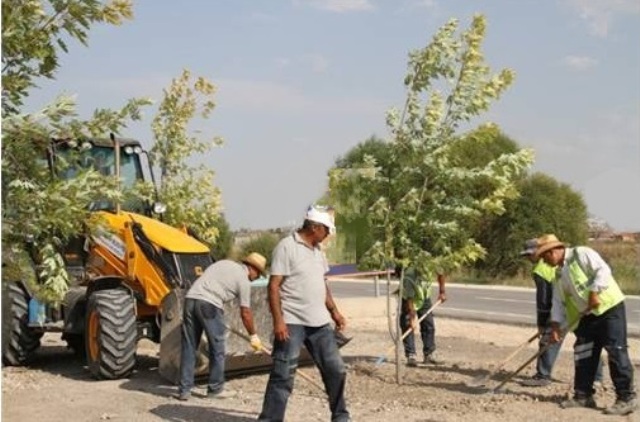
[2, 316, 639, 422]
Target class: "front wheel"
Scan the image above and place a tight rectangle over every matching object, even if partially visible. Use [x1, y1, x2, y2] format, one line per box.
[85, 289, 137, 379]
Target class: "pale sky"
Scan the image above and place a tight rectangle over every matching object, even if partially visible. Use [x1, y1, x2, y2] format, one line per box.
[24, 0, 640, 231]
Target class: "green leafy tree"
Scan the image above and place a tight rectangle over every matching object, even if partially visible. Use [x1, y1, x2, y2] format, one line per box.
[235, 232, 281, 268]
[2, 0, 133, 114]
[149, 69, 224, 245]
[328, 15, 534, 278]
[475, 173, 589, 277]
[1, 0, 149, 304]
[331, 136, 391, 262]
[209, 214, 234, 260]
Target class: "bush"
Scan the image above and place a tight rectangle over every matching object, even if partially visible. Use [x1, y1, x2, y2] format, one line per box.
[235, 232, 282, 267]
[590, 241, 639, 296]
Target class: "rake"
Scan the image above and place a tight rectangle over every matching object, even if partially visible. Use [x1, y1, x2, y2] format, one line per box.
[374, 298, 443, 366]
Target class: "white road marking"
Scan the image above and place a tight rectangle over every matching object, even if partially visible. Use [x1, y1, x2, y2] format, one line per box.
[443, 307, 532, 319]
[475, 296, 534, 304]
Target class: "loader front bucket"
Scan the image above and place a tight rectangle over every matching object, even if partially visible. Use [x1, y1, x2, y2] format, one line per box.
[159, 284, 314, 384]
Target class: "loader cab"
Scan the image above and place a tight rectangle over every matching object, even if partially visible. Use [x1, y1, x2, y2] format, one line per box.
[49, 138, 153, 215]
[46, 138, 157, 276]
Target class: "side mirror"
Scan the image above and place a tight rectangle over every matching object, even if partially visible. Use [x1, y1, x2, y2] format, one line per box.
[153, 202, 167, 214]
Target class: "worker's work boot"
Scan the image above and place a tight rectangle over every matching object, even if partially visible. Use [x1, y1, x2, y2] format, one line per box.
[406, 354, 418, 367]
[603, 398, 637, 415]
[521, 374, 552, 387]
[423, 353, 443, 365]
[560, 395, 597, 409]
[172, 391, 190, 401]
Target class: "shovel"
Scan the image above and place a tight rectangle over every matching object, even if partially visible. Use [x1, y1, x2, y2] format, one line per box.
[374, 298, 443, 366]
[466, 330, 540, 387]
[226, 325, 325, 394]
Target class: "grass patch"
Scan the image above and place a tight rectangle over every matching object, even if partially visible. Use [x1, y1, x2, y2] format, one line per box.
[457, 241, 639, 296]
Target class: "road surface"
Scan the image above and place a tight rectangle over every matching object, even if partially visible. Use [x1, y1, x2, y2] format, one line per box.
[328, 277, 640, 338]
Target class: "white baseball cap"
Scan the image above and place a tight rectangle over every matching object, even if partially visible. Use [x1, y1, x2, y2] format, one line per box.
[305, 205, 336, 234]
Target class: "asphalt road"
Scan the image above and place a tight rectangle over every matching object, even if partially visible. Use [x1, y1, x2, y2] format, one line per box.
[329, 278, 640, 338]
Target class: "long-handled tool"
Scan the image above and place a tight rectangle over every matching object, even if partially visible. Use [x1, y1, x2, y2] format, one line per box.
[374, 298, 443, 366]
[490, 337, 555, 393]
[226, 326, 325, 394]
[489, 313, 586, 393]
[466, 331, 540, 387]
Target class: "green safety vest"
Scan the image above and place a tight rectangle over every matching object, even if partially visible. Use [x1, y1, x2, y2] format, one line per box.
[533, 260, 556, 283]
[402, 268, 433, 310]
[561, 248, 625, 323]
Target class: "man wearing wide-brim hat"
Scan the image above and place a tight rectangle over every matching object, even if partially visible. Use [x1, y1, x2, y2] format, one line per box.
[174, 252, 268, 401]
[535, 234, 637, 415]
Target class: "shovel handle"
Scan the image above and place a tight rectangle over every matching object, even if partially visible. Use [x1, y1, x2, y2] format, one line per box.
[491, 314, 584, 392]
[492, 331, 540, 373]
[375, 298, 443, 364]
[226, 325, 325, 393]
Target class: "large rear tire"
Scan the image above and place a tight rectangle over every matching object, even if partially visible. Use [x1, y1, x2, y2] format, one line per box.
[1, 282, 43, 366]
[85, 289, 137, 379]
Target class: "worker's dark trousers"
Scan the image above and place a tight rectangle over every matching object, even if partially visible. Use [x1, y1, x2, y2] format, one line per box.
[258, 324, 350, 422]
[400, 297, 436, 358]
[178, 299, 226, 395]
[573, 301, 636, 400]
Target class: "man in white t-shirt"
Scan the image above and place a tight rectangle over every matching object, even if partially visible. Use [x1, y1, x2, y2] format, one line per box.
[258, 206, 350, 422]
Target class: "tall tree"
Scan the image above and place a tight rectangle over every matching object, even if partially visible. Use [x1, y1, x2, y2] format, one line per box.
[149, 69, 224, 245]
[474, 173, 589, 277]
[2, 0, 133, 114]
[329, 15, 533, 277]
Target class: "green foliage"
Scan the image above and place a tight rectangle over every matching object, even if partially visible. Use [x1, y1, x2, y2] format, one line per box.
[329, 15, 533, 277]
[2, 0, 134, 113]
[150, 69, 224, 245]
[474, 172, 589, 277]
[1, 0, 147, 304]
[209, 214, 234, 260]
[235, 232, 281, 267]
[330, 136, 391, 263]
[2, 97, 152, 303]
[588, 241, 639, 296]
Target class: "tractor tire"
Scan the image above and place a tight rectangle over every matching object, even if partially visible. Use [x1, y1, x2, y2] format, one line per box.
[85, 289, 137, 379]
[62, 287, 87, 357]
[1, 282, 43, 366]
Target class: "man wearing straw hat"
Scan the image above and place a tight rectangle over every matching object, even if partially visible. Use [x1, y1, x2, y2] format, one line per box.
[535, 234, 636, 415]
[174, 252, 268, 401]
[258, 205, 350, 422]
[519, 238, 604, 388]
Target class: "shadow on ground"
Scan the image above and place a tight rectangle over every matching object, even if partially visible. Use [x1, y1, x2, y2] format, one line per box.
[150, 403, 257, 422]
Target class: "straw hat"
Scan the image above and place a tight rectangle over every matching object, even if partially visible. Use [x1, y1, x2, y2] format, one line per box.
[242, 252, 267, 275]
[534, 234, 566, 259]
[519, 238, 538, 256]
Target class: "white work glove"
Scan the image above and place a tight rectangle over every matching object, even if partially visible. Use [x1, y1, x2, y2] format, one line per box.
[250, 334, 263, 352]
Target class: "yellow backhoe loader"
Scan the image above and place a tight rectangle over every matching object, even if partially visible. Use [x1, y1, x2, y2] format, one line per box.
[1, 135, 275, 381]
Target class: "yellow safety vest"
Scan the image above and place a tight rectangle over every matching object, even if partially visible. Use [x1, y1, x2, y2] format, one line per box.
[561, 248, 625, 322]
[402, 268, 433, 310]
[533, 260, 556, 283]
